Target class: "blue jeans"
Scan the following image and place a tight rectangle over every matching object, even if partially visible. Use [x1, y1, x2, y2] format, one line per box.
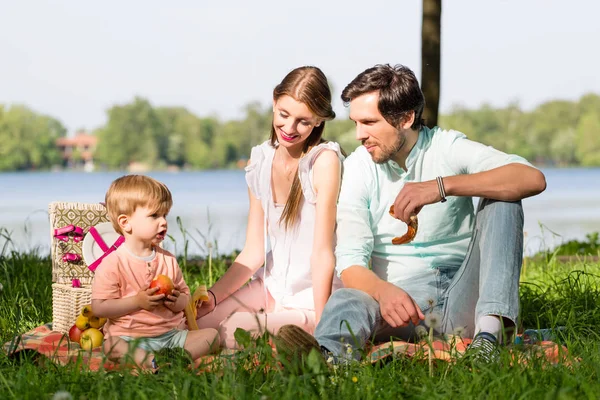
[315, 199, 524, 360]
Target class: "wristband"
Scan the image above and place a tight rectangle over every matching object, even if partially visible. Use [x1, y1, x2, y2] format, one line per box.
[208, 289, 218, 306]
[436, 176, 447, 203]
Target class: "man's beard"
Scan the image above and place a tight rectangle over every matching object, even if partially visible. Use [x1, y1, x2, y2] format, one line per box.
[366, 133, 406, 164]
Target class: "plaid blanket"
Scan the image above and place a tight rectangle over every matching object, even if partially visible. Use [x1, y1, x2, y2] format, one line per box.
[3, 324, 572, 372]
[3, 324, 116, 371]
[367, 336, 572, 365]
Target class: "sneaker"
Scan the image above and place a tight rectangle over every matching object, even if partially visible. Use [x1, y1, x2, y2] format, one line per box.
[464, 331, 500, 363]
[276, 324, 322, 360]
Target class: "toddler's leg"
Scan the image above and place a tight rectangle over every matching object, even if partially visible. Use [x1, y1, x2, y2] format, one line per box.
[103, 336, 155, 370]
[183, 328, 220, 360]
[219, 308, 315, 349]
[196, 279, 271, 329]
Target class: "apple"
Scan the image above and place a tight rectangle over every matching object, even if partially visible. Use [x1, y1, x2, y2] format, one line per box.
[149, 274, 174, 297]
[81, 304, 94, 318]
[89, 316, 107, 329]
[69, 324, 83, 343]
[75, 314, 90, 330]
[80, 328, 104, 350]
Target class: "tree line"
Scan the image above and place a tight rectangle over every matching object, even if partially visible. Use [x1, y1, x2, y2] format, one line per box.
[0, 93, 599, 172]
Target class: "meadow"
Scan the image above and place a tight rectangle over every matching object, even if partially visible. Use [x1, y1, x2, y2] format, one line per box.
[1, 230, 599, 400]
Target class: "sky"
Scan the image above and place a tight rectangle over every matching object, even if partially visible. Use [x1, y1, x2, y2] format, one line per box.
[1, 0, 599, 133]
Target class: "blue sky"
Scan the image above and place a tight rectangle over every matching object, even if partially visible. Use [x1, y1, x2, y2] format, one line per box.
[1, 0, 599, 133]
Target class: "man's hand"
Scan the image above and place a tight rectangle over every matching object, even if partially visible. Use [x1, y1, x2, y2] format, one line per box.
[135, 287, 165, 311]
[392, 180, 441, 223]
[374, 281, 425, 327]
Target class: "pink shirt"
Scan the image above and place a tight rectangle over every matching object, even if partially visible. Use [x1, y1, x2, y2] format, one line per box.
[91, 245, 190, 338]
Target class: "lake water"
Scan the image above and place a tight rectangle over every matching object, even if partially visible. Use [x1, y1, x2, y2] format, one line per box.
[0, 168, 598, 257]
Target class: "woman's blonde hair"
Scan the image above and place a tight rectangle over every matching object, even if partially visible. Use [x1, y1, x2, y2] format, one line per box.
[105, 175, 173, 235]
[269, 66, 336, 230]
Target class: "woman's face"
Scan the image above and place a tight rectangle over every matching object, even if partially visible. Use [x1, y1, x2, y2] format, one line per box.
[272, 95, 321, 148]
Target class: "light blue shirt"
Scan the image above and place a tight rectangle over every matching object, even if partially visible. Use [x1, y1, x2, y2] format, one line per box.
[335, 126, 533, 287]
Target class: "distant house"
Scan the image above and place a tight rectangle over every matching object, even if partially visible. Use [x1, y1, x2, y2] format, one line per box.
[56, 131, 97, 171]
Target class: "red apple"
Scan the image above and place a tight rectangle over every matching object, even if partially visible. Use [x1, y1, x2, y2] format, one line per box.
[149, 274, 174, 297]
[69, 324, 83, 344]
[80, 328, 104, 350]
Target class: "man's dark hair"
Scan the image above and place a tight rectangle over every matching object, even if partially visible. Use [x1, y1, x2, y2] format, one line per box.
[341, 64, 425, 130]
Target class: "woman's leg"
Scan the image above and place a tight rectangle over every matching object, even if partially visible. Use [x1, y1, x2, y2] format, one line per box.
[219, 307, 316, 349]
[195, 278, 271, 330]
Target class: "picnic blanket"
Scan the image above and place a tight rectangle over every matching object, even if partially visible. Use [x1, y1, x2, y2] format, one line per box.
[3, 324, 572, 372]
[3, 324, 117, 371]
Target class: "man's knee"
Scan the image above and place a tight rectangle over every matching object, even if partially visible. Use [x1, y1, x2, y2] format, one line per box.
[478, 198, 523, 218]
[477, 199, 524, 232]
[328, 288, 374, 306]
[323, 288, 378, 320]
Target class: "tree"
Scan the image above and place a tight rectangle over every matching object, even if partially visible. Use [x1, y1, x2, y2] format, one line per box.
[529, 100, 579, 164]
[95, 97, 163, 169]
[0, 104, 65, 171]
[575, 112, 600, 166]
[421, 0, 442, 127]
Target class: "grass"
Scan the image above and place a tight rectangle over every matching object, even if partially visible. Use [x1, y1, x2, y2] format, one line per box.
[1, 241, 600, 399]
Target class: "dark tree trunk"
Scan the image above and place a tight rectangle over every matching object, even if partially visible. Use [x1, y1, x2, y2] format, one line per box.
[421, 0, 442, 127]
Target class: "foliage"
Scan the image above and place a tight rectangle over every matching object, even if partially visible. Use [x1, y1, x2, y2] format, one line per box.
[95, 97, 164, 169]
[2, 227, 600, 398]
[0, 105, 66, 171]
[534, 232, 600, 259]
[2, 92, 600, 171]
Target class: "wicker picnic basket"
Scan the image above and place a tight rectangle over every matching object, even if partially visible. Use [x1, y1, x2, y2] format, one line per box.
[49, 202, 109, 333]
[49, 202, 110, 285]
[51, 283, 93, 333]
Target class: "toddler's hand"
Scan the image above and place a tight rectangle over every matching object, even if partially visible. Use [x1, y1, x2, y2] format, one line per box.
[164, 289, 180, 308]
[136, 287, 165, 311]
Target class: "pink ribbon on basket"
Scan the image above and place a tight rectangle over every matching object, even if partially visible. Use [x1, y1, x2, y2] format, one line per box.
[87, 226, 125, 272]
[54, 225, 84, 243]
[72, 279, 81, 288]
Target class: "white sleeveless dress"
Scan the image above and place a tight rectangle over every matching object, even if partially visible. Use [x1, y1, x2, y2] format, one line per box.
[244, 140, 345, 310]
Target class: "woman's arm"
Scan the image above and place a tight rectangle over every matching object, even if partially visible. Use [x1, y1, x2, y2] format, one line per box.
[197, 187, 265, 316]
[310, 150, 342, 323]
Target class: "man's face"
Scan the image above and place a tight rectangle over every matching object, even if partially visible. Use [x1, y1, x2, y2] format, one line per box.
[349, 92, 405, 164]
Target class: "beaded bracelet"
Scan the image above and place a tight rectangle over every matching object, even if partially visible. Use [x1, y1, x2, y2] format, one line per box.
[436, 176, 447, 203]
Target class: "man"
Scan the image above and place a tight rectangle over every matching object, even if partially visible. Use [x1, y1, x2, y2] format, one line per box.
[278, 64, 546, 362]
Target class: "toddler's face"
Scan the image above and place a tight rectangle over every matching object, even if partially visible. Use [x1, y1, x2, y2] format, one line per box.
[127, 206, 168, 246]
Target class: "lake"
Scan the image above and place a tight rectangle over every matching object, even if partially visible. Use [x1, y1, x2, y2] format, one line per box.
[0, 168, 598, 257]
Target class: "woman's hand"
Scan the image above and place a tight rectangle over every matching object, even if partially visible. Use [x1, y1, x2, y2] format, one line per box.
[195, 295, 216, 319]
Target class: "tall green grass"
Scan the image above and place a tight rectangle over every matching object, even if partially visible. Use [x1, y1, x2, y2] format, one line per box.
[1, 229, 600, 399]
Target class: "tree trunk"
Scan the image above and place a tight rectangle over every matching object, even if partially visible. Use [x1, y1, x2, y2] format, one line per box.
[421, 0, 442, 127]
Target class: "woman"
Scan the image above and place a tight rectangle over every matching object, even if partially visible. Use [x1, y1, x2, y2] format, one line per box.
[195, 66, 344, 348]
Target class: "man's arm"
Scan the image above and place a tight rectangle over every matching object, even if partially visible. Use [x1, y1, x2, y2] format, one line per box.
[392, 164, 546, 222]
[444, 163, 546, 200]
[392, 133, 546, 223]
[335, 151, 424, 327]
[340, 266, 424, 327]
